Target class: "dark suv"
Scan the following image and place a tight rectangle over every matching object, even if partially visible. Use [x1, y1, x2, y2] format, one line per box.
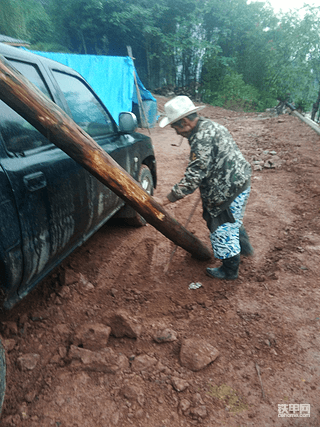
[0, 43, 157, 311]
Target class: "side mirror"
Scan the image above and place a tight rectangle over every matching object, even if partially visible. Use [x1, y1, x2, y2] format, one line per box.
[119, 112, 138, 134]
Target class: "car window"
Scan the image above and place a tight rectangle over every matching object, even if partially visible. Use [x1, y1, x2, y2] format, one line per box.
[52, 71, 114, 138]
[9, 59, 52, 99]
[0, 60, 53, 154]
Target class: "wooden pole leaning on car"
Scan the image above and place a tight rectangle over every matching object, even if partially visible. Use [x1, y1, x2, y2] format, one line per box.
[127, 46, 151, 135]
[0, 55, 211, 261]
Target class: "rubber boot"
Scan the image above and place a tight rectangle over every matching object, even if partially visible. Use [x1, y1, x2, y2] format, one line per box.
[239, 225, 254, 256]
[206, 254, 240, 280]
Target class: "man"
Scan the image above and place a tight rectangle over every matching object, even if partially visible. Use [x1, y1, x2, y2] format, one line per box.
[158, 95, 253, 280]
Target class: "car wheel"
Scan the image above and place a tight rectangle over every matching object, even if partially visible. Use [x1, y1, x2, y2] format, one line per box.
[125, 165, 154, 227]
[0, 337, 6, 417]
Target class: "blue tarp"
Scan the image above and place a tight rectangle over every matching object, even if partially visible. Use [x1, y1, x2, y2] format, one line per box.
[27, 50, 156, 126]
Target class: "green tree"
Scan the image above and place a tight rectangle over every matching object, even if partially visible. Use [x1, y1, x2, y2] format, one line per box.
[46, 0, 107, 54]
[3, 0, 320, 114]
[0, 0, 53, 43]
[201, 0, 279, 109]
[0, 0, 18, 37]
[264, 6, 320, 110]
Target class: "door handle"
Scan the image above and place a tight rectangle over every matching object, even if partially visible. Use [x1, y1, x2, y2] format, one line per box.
[23, 172, 47, 192]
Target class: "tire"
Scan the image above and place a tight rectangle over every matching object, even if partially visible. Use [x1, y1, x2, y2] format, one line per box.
[0, 338, 6, 417]
[125, 165, 154, 227]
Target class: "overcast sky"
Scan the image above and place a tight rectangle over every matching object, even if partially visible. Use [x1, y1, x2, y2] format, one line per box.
[249, 0, 318, 14]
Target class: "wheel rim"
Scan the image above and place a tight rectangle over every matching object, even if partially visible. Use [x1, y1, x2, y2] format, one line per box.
[141, 175, 152, 194]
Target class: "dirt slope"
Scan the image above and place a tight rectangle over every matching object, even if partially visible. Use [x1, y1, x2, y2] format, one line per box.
[1, 96, 320, 426]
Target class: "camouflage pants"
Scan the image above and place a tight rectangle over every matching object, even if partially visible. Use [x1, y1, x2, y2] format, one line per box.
[210, 187, 251, 259]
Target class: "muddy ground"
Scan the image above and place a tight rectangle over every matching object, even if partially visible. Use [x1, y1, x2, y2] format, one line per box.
[1, 96, 320, 426]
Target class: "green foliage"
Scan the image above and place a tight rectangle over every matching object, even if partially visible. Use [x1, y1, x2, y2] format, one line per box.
[27, 16, 54, 44]
[45, 0, 108, 54]
[201, 55, 233, 95]
[0, 0, 18, 37]
[0, 0, 28, 39]
[1, 0, 320, 113]
[201, 71, 277, 112]
[294, 98, 310, 112]
[28, 43, 70, 53]
[263, 6, 320, 110]
[0, 0, 52, 42]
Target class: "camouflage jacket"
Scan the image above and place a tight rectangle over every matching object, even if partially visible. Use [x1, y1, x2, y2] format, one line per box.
[167, 118, 251, 218]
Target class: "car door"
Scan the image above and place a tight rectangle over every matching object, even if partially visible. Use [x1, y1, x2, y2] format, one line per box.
[0, 57, 92, 297]
[50, 69, 130, 230]
[0, 160, 23, 299]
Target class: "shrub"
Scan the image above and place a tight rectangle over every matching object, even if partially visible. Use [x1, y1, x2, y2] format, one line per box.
[201, 71, 276, 112]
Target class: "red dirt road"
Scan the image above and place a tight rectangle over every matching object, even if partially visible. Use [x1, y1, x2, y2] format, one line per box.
[1, 96, 320, 426]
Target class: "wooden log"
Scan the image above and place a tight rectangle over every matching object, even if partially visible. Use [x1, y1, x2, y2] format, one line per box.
[127, 46, 150, 134]
[291, 110, 320, 136]
[286, 102, 320, 136]
[0, 54, 211, 261]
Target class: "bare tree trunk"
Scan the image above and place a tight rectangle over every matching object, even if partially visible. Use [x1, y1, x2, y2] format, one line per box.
[80, 30, 88, 54]
[0, 55, 212, 261]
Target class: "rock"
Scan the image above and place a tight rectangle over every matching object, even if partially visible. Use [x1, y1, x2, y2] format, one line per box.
[62, 268, 79, 286]
[155, 361, 166, 372]
[253, 164, 263, 171]
[19, 313, 29, 326]
[135, 408, 144, 418]
[73, 323, 111, 351]
[17, 353, 40, 371]
[179, 338, 219, 371]
[192, 392, 205, 405]
[30, 311, 49, 321]
[153, 328, 178, 343]
[180, 398, 191, 413]
[107, 310, 142, 338]
[58, 346, 67, 358]
[270, 156, 283, 168]
[57, 286, 72, 299]
[53, 295, 63, 305]
[78, 273, 95, 291]
[53, 324, 71, 341]
[121, 384, 145, 406]
[110, 288, 118, 297]
[264, 160, 274, 168]
[2, 321, 19, 336]
[130, 354, 158, 372]
[171, 376, 189, 392]
[259, 152, 270, 161]
[50, 354, 61, 364]
[47, 306, 65, 322]
[3, 338, 16, 352]
[19, 403, 28, 420]
[111, 411, 120, 425]
[25, 390, 37, 403]
[190, 405, 208, 419]
[68, 345, 129, 373]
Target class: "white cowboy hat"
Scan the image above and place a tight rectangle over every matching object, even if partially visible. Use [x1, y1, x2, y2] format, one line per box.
[159, 96, 205, 128]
